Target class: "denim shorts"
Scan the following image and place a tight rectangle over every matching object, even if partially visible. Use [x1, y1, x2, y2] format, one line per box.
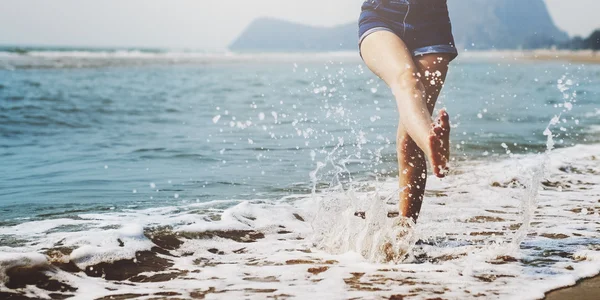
[358, 0, 458, 61]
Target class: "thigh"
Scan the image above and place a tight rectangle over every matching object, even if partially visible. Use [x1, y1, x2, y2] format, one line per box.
[360, 30, 420, 89]
[413, 54, 452, 112]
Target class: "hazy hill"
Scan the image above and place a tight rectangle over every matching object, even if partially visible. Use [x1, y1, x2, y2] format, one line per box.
[229, 18, 356, 52]
[230, 0, 568, 51]
[450, 0, 568, 49]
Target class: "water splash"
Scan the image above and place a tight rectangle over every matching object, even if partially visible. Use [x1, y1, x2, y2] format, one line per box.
[310, 182, 415, 263]
[511, 74, 576, 250]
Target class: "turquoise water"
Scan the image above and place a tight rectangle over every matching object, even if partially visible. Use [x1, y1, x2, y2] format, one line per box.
[0, 53, 598, 223]
[1, 51, 600, 299]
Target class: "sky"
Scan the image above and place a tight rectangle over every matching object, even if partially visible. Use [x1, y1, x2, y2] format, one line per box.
[0, 0, 598, 50]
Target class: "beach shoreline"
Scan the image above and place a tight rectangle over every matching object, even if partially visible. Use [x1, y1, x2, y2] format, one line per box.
[1, 49, 599, 70]
[525, 50, 600, 64]
[545, 274, 600, 300]
[458, 49, 600, 64]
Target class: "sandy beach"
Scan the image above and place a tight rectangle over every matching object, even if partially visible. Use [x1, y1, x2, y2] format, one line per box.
[526, 50, 600, 64]
[458, 49, 600, 64]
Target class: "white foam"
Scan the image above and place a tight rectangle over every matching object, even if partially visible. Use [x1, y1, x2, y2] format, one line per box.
[1, 144, 599, 299]
[586, 125, 600, 133]
[0, 218, 88, 236]
[584, 108, 600, 118]
[0, 252, 48, 284]
[69, 223, 153, 268]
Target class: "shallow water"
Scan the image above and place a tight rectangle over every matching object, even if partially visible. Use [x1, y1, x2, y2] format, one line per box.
[0, 51, 599, 299]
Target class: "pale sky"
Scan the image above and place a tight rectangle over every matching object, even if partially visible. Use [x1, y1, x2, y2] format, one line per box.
[0, 0, 598, 50]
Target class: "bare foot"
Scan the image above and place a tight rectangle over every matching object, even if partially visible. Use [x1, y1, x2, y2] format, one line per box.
[428, 109, 451, 178]
[379, 217, 415, 263]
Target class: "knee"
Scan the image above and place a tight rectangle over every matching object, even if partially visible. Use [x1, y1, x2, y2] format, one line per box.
[391, 68, 422, 92]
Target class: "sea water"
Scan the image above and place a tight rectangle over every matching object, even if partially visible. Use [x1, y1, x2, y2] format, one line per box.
[0, 49, 599, 299]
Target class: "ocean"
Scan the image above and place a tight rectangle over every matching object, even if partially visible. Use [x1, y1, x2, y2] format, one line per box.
[0, 48, 599, 299]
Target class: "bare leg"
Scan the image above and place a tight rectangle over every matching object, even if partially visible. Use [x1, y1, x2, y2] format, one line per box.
[397, 55, 451, 221]
[360, 31, 452, 222]
[361, 31, 450, 178]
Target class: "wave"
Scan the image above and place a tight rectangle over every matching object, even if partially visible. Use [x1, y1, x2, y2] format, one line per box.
[1, 143, 599, 299]
[0, 45, 167, 54]
[0, 48, 361, 70]
[0, 46, 357, 59]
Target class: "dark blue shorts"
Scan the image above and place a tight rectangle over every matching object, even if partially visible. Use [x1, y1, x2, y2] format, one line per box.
[358, 0, 458, 61]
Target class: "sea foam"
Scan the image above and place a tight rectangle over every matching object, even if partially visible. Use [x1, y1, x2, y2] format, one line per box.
[0, 143, 599, 299]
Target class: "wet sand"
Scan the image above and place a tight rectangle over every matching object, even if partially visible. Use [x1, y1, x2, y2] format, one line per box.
[526, 50, 600, 64]
[459, 50, 600, 64]
[545, 275, 600, 300]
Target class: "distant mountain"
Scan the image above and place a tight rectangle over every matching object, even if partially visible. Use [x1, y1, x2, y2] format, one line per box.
[229, 18, 356, 52]
[230, 0, 568, 51]
[449, 0, 568, 49]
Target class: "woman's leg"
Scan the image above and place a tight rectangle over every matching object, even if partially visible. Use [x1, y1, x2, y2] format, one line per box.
[360, 31, 451, 221]
[361, 31, 450, 178]
[397, 54, 451, 221]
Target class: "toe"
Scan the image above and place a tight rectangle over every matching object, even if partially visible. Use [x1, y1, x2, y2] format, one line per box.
[439, 109, 450, 130]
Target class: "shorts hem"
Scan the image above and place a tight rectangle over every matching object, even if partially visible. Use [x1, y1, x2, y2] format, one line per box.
[412, 45, 458, 61]
[358, 27, 395, 58]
